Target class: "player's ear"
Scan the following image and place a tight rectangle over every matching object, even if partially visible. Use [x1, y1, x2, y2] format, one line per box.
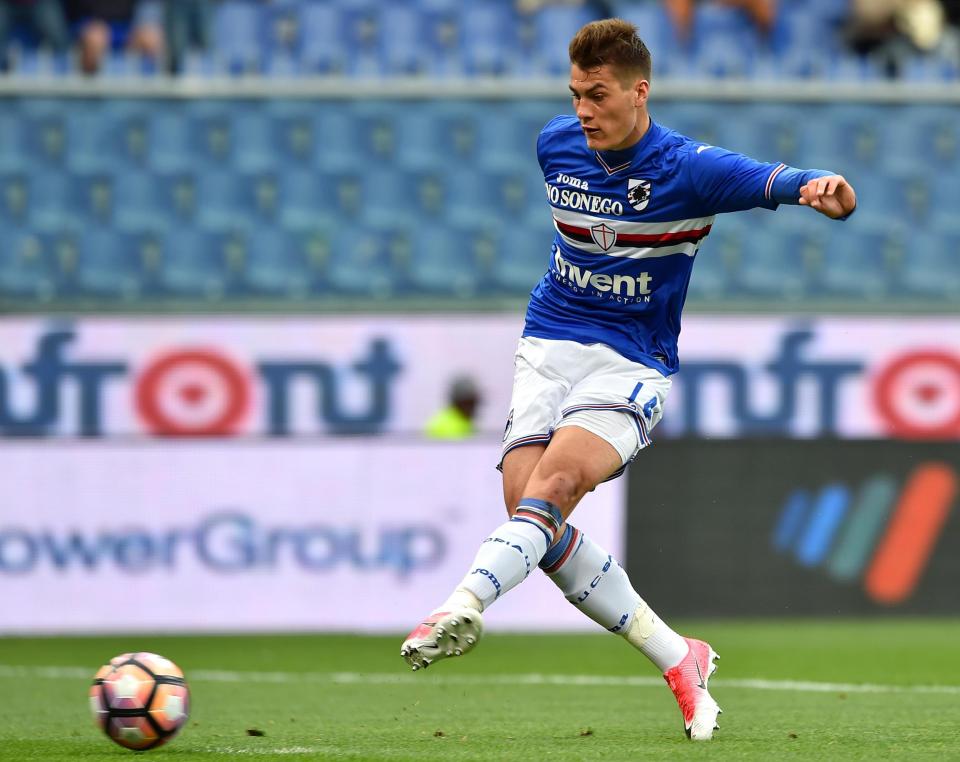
[634, 79, 649, 107]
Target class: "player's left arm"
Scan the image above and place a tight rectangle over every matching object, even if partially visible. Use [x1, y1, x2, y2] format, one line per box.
[798, 175, 857, 220]
[685, 145, 857, 220]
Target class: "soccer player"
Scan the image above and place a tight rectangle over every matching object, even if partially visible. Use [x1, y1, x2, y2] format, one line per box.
[401, 18, 857, 741]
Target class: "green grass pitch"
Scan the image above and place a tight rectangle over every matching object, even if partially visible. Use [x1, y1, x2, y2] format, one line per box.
[1, 619, 959, 760]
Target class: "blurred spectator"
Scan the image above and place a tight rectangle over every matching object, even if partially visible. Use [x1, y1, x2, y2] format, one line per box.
[663, 0, 777, 42]
[163, 0, 211, 75]
[845, 0, 958, 76]
[65, 0, 162, 74]
[425, 376, 483, 440]
[0, 0, 69, 71]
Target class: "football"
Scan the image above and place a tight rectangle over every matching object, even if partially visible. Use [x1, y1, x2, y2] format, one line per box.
[89, 652, 190, 751]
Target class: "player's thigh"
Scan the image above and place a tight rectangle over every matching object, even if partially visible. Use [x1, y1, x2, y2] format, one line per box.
[523, 424, 624, 517]
[501, 443, 547, 515]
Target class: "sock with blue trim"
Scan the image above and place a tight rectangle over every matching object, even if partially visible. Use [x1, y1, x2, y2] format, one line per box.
[540, 524, 688, 671]
[450, 498, 562, 611]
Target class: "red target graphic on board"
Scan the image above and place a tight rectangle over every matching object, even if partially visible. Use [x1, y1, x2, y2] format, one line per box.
[135, 350, 251, 436]
[873, 351, 960, 439]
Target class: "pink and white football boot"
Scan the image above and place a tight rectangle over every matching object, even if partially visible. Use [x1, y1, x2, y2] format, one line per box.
[663, 637, 722, 741]
[400, 608, 484, 671]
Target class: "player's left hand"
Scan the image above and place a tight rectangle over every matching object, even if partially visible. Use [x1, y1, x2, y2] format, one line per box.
[798, 175, 857, 219]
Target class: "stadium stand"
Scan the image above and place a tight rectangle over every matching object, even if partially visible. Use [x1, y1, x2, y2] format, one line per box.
[0, 0, 955, 81]
[0, 94, 956, 310]
[0, 2, 956, 311]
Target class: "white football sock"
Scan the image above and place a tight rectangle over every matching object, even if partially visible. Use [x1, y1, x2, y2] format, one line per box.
[453, 498, 561, 610]
[541, 525, 689, 672]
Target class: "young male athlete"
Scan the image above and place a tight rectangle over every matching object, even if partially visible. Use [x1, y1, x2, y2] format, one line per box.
[401, 18, 857, 741]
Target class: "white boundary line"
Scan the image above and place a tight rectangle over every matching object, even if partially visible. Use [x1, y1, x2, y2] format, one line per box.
[1, 664, 958, 695]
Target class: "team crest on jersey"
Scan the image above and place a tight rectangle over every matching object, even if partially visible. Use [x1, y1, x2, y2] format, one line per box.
[590, 222, 617, 251]
[627, 178, 652, 211]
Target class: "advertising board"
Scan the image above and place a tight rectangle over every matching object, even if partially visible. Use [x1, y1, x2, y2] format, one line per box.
[0, 316, 956, 439]
[0, 440, 625, 634]
[625, 440, 959, 616]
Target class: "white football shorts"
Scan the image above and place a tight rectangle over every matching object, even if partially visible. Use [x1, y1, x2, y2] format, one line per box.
[499, 336, 672, 480]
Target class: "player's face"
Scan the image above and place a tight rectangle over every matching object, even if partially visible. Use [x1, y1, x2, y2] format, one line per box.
[569, 63, 648, 152]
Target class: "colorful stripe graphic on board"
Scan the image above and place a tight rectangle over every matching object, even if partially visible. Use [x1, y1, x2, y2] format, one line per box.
[772, 463, 958, 604]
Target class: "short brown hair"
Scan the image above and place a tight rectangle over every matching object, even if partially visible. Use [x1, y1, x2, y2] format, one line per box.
[568, 18, 652, 81]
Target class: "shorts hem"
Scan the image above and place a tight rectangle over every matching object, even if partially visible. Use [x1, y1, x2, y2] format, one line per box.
[496, 432, 553, 472]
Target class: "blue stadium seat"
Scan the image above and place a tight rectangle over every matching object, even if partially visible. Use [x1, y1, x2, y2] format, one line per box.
[662, 103, 721, 148]
[930, 173, 960, 229]
[357, 168, 415, 227]
[461, 1, 517, 75]
[21, 113, 67, 167]
[805, 104, 889, 173]
[443, 167, 505, 228]
[213, 0, 263, 75]
[298, 1, 347, 74]
[692, 36, 752, 79]
[857, 169, 934, 227]
[608, 2, 670, 61]
[264, 102, 318, 165]
[0, 228, 60, 301]
[27, 170, 84, 232]
[902, 230, 960, 300]
[0, 174, 29, 226]
[407, 226, 479, 297]
[729, 103, 809, 165]
[688, 219, 743, 301]
[814, 225, 893, 300]
[380, 3, 425, 75]
[0, 111, 27, 172]
[491, 225, 552, 295]
[148, 107, 204, 173]
[113, 171, 194, 231]
[735, 220, 811, 300]
[886, 106, 960, 175]
[73, 174, 114, 228]
[74, 228, 149, 300]
[418, 0, 465, 77]
[392, 102, 479, 171]
[325, 225, 398, 297]
[336, 0, 387, 77]
[312, 108, 370, 172]
[530, 5, 596, 75]
[158, 229, 241, 299]
[10, 50, 71, 78]
[196, 170, 255, 231]
[278, 169, 337, 231]
[259, 0, 302, 63]
[244, 227, 327, 297]
[231, 108, 278, 172]
[473, 104, 545, 173]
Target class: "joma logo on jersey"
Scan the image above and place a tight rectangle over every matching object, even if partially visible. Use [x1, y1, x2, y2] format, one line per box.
[554, 251, 652, 298]
[546, 185, 625, 216]
[555, 173, 589, 190]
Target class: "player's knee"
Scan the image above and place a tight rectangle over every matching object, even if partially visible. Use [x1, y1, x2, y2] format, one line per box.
[535, 467, 591, 507]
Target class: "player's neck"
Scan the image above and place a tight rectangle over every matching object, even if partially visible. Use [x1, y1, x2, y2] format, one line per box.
[604, 113, 652, 154]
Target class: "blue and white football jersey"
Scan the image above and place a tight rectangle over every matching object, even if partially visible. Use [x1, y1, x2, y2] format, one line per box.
[524, 115, 835, 375]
